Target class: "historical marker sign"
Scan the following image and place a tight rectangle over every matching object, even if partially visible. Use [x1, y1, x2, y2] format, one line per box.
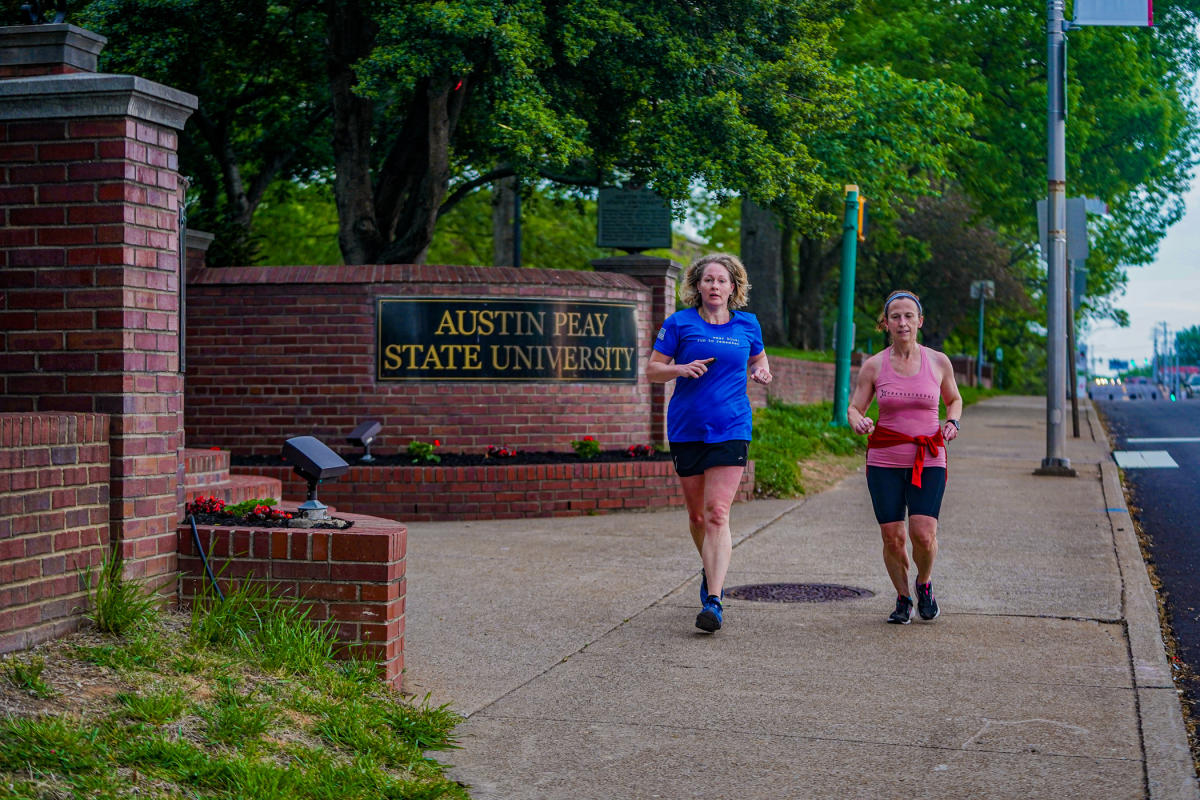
[596, 187, 672, 250]
[378, 298, 639, 382]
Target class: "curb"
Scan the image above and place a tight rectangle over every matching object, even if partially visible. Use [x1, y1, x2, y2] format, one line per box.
[1089, 403, 1198, 798]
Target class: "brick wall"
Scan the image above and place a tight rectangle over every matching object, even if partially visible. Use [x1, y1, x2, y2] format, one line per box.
[178, 512, 406, 688]
[185, 264, 655, 456]
[748, 357, 858, 408]
[0, 47, 197, 583]
[233, 459, 755, 522]
[0, 412, 110, 654]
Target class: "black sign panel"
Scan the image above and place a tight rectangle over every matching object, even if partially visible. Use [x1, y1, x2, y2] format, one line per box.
[378, 298, 639, 382]
[596, 188, 672, 250]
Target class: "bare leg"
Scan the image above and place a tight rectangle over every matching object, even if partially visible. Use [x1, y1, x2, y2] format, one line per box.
[698, 466, 745, 597]
[679, 474, 707, 556]
[880, 520, 911, 596]
[908, 514, 939, 585]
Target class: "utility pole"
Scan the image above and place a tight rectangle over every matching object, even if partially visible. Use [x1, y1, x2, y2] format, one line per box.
[1036, 0, 1075, 476]
[970, 280, 994, 386]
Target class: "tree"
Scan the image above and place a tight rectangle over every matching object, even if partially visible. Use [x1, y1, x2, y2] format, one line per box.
[837, 0, 1200, 333]
[1177, 326, 1200, 366]
[857, 185, 1032, 350]
[783, 64, 974, 348]
[77, 0, 854, 266]
[77, 0, 332, 266]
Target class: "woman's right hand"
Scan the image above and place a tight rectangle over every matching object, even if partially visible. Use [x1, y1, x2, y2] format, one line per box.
[678, 357, 716, 379]
[852, 415, 875, 435]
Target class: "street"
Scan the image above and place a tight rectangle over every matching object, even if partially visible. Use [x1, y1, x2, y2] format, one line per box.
[1094, 384, 1200, 714]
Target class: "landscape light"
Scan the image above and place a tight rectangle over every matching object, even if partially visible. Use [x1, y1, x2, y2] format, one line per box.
[281, 436, 350, 520]
[346, 420, 382, 463]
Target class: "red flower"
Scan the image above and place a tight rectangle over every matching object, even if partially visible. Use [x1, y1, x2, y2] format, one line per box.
[434, 439, 441, 447]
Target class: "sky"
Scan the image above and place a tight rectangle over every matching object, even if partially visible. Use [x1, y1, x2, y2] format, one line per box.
[1085, 182, 1200, 375]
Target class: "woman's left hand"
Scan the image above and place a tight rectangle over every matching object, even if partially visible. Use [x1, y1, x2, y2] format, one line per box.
[750, 366, 772, 385]
[942, 420, 958, 442]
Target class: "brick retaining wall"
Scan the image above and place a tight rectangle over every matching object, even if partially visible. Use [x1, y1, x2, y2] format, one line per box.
[0, 412, 110, 654]
[178, 511, 407, 688]
[231, 459, 755, 522]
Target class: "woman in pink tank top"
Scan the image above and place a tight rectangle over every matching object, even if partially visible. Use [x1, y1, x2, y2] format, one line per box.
[847, 290, 963, 625]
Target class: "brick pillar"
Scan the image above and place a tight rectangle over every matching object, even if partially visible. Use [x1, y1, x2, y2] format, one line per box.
[592, 255, 681, 445]
[0, 24, 198, 586]
[184, 229, 214, 272]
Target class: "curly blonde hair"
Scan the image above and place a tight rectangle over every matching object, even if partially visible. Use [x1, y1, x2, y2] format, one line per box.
[679, 253, 751, 310]
[876, 289, 924, 331]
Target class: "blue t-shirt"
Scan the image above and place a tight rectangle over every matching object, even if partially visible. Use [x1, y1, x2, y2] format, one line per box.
[653, 308, 765, 443]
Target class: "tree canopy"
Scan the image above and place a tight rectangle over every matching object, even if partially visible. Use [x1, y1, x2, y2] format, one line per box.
[73, 0, 857, 265]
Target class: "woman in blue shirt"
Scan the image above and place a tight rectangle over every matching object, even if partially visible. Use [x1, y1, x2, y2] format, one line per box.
[646, 253, 772, 633]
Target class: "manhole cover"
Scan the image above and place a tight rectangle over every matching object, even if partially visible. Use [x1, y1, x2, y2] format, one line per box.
[724, 583, 874, 603]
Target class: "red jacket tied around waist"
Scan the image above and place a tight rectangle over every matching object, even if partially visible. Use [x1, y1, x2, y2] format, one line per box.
[867, 425, 944, 487]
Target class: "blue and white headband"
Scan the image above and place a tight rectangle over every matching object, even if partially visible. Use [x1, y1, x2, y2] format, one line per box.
[884, 292, 922, 315]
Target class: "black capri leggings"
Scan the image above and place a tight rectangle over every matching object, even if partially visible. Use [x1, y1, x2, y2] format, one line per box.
[866, 466, 947, 524]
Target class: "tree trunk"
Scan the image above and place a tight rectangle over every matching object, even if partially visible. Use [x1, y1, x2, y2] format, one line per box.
[326, 0, 381, 265]
[739, 198, 786, 345]
[492, 176, 517, 266]
[374, 76, 468, 264]
[793, 235, 837, 349]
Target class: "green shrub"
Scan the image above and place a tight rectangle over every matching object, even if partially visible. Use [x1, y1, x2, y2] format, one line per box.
[751, 400, 866, 497]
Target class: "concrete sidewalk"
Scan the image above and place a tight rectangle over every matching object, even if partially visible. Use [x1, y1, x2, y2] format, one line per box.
[402, 396, 1198, 799]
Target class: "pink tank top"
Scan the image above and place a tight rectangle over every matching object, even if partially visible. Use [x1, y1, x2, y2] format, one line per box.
[866, 345, 947, 469]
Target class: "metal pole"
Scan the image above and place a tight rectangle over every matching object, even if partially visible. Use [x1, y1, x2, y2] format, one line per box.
[1037, 0, 1074, 475]
[977, 293, 985, 386]
[832, 185, 859, 427]
[1067, 260, 1080, 437]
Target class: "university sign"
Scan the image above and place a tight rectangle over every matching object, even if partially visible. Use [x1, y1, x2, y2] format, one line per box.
[377, 298, 639, 382]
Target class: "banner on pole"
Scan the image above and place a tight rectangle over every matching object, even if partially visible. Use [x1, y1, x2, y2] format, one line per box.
[1073, 0, 1153, 26]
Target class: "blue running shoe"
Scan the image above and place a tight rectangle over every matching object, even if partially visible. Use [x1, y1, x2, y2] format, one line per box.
[699, 569, 724, 603]
[696, 594, 723, 632]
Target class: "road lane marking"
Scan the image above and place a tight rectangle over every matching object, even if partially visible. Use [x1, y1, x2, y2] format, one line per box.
[1112, 450, 1179, 468]
[1125, 437, 1200, 444]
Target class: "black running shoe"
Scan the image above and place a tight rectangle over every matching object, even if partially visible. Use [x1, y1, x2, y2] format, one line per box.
[887, 595, 913, 625]
[696, 595, 723, 632]
[915, 581, 940, 620]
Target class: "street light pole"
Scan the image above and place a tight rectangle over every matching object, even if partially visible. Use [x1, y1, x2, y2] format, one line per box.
[832, 185, 859, 427]
[977, 291, 985, 386]
[1036, 0, 1075, 476]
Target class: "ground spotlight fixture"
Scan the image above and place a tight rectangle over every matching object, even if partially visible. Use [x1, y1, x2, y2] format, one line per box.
[347, 420, 382, 463]
[281, 436, 350, 520]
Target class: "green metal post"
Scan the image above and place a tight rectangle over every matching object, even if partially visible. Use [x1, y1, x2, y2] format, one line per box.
[832, 185, 859, 426]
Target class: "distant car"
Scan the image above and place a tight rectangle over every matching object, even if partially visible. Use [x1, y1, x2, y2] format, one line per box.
[1185, 374, 1200, 398]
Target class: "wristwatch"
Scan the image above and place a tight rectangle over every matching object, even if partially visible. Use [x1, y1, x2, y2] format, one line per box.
[946, 418, 960, 430]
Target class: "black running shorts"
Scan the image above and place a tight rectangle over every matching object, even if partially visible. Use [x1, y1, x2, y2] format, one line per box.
[669, 440, 750, 477]
[865, 465, 947, 524]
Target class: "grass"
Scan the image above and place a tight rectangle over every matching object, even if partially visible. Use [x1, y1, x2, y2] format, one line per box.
[85, 550, 159, 635]
[765, 345, 835, 363]
[0, 654, 54, 699]
[0, 574, 467, 800]
[752, 400, 865, 496]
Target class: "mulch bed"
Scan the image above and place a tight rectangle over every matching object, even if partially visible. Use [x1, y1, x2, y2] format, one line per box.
[183, 512, 352, 530]
[232, 450, 673, 468]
